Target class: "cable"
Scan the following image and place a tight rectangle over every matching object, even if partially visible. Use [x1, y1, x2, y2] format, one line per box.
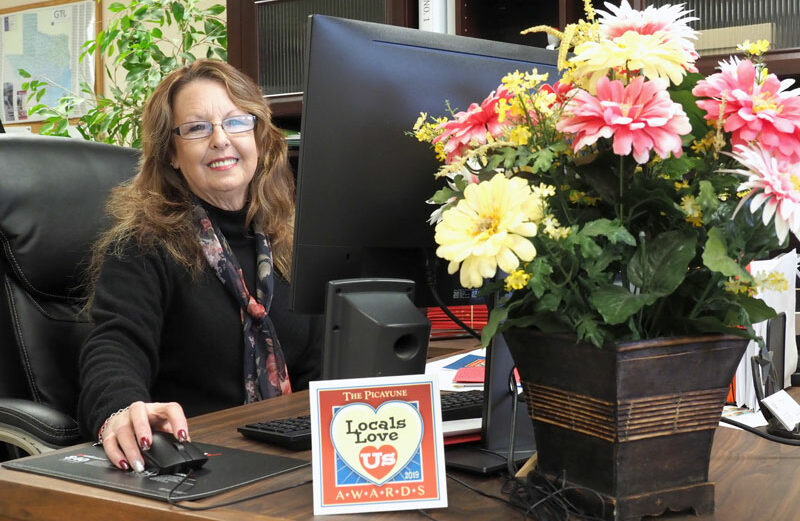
[507, 470, 607, 521]
[422, 251, 482, 340]
[447, 473, 522, 507]
[720, 416, 800, 445]
[166, 464, 312, 510]
[507, 366, 521, 477]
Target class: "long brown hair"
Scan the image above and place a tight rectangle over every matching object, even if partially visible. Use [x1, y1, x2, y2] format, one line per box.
[87, 59, 295, 296]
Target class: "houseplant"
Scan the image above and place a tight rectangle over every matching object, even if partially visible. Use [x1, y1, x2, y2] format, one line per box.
[19, 0, 226, 147]
[413, 1, 799, 519]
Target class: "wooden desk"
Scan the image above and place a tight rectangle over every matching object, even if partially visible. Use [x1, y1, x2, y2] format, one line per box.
[1, 391, 799, 521]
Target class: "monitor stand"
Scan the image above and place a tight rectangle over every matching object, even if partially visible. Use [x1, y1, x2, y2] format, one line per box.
[445, 333, 536, 474]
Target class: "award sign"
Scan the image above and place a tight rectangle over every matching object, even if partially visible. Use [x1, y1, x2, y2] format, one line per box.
[309, 374, 448, 515]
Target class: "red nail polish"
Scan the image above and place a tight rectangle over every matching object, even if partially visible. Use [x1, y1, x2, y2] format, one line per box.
[119, 459, 130, 471]
[140, 437, 150, 450]
[177, 429, 188, 442]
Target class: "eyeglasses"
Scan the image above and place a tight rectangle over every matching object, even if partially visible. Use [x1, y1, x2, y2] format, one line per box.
[172, 115, 256, 140]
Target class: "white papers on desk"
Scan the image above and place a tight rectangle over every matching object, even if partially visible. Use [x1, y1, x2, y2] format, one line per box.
[425, 347, 485, 392]
[734, 250, 798, 411]
[719, 405, 768, 429]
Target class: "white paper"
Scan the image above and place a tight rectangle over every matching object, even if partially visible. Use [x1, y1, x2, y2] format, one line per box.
[424, 347, 485, 392]
[735, 250, 798, 410]
[761, 390, 800, 431]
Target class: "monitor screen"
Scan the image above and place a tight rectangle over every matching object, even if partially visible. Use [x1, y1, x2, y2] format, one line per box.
[290, 15, 559, 315]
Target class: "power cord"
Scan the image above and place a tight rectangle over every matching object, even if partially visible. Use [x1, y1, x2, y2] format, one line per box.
[720, 416, 800, 445]
[422, 252, 482, 341]
[507, 470, 607, 521]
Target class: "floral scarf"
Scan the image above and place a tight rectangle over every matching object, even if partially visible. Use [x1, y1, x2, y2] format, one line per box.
[192, 204, 291, 402]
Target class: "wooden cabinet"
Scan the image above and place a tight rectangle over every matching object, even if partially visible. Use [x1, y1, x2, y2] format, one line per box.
[225, 0, 798, 123]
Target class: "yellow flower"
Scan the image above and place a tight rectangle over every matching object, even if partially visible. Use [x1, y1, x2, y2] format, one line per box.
[508, 125, 531, 146]
[413, 112, 427, 131]
[504, 269, 531, 291]
[413, 113, 447, 143]
[753, 270, 789, 293]
[435, 174, 540, 288]
[680, 195, 703, 227]
[501, 69, 548, 96]
[542, 214, 571, 240]
[724, 277, 754, 296]
[737, 39, 770, 56]
[571, 32, 693, 91]
[674, 180, 689, 190]
[691, 131, 715, 154]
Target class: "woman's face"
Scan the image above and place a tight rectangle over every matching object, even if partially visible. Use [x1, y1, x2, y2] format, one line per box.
[170, 79, 258, 210]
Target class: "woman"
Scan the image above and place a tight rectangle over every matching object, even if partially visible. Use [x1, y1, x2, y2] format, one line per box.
[78, 59, 321, 473]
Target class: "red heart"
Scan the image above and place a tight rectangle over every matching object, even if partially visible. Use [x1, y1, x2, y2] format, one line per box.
[358, 445, 398, 481]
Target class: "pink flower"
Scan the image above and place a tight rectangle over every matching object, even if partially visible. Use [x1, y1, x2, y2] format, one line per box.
[727, 143, 800, 242]
[539, 80, 573, 107]
[556, 76, 691, 164]
[433, 85, 514, 163]
[693, 59, 800, 164]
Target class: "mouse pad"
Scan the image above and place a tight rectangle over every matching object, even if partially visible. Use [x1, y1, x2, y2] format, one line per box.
[2, 442, 308, 501]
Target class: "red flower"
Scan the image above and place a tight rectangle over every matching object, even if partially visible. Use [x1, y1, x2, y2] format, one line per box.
[433, 85, 514, 163]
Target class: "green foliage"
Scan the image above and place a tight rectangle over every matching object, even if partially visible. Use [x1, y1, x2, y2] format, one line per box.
[19, 0, 226, 148]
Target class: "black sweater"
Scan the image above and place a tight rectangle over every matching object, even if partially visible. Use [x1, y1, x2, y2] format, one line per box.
[77, 204, 322, 439]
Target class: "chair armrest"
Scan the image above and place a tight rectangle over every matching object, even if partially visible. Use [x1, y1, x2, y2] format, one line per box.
[0, 398, 81, 456]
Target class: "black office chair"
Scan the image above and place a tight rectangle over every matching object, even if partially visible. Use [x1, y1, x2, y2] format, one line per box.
[0, 134, 139, 460]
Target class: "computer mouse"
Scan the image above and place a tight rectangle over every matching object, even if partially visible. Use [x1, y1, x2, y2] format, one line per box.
[142, 431, 208, 475]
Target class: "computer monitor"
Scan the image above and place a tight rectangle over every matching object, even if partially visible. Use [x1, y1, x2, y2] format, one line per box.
[291, 15, 558, 472]
[290, 14, 560, 315]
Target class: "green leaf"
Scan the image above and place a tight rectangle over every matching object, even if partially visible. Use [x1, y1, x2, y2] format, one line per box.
[527, 256, 553, 297]
[481, 307, 509, 347]
[580, 218, 636, 245]
[205, 4, 225, 15]
[702, 226, 751, 280]
[532, 148, 554, 173]
[735, 294, 778, 324]
[658, 155, 694, 178]
[17, 68, 31, 78]
[170, 1, 185, 22]
[696, 180, 719, 214]
[575, 314, 604, 347]
[628, 230, 696, 295]
[429, 186, 456, 204]
[108, 2, 126, 12]
[591, 285, 658, 325]
[577, 234, 602, 258]
[670, 76, 709, 140]
[535, 292, 561, 313]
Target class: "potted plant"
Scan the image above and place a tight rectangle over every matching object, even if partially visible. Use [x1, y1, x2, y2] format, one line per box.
[412, 1, 798, 519]
[19, 0, 226, 147]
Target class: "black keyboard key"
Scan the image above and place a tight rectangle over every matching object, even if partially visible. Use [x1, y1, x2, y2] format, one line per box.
[238, 390, 484, 450]
[238, 416, 312, 450]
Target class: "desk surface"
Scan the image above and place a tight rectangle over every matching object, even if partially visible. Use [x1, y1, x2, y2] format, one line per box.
[2, 390, 800, 521]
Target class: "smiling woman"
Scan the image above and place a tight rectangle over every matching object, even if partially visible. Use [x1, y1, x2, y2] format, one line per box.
[78, 59, 322, 475]
[169, 79, 259, 210]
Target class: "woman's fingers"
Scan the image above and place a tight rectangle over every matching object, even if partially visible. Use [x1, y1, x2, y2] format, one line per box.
[100, 401, 190, 472]
[146, 402, 190, 442]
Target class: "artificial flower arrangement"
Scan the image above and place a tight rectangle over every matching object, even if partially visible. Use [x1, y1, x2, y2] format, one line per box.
[412, 0, 800, 347]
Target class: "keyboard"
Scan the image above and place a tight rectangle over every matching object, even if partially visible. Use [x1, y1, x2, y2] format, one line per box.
[238, 389, 484, 450]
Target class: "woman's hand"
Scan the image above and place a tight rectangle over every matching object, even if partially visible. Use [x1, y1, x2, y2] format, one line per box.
[98, 401, 189, 472]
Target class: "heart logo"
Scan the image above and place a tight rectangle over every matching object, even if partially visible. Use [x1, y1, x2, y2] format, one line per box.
[330, 401, 423, 485]
[358, 445, 398, 481]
